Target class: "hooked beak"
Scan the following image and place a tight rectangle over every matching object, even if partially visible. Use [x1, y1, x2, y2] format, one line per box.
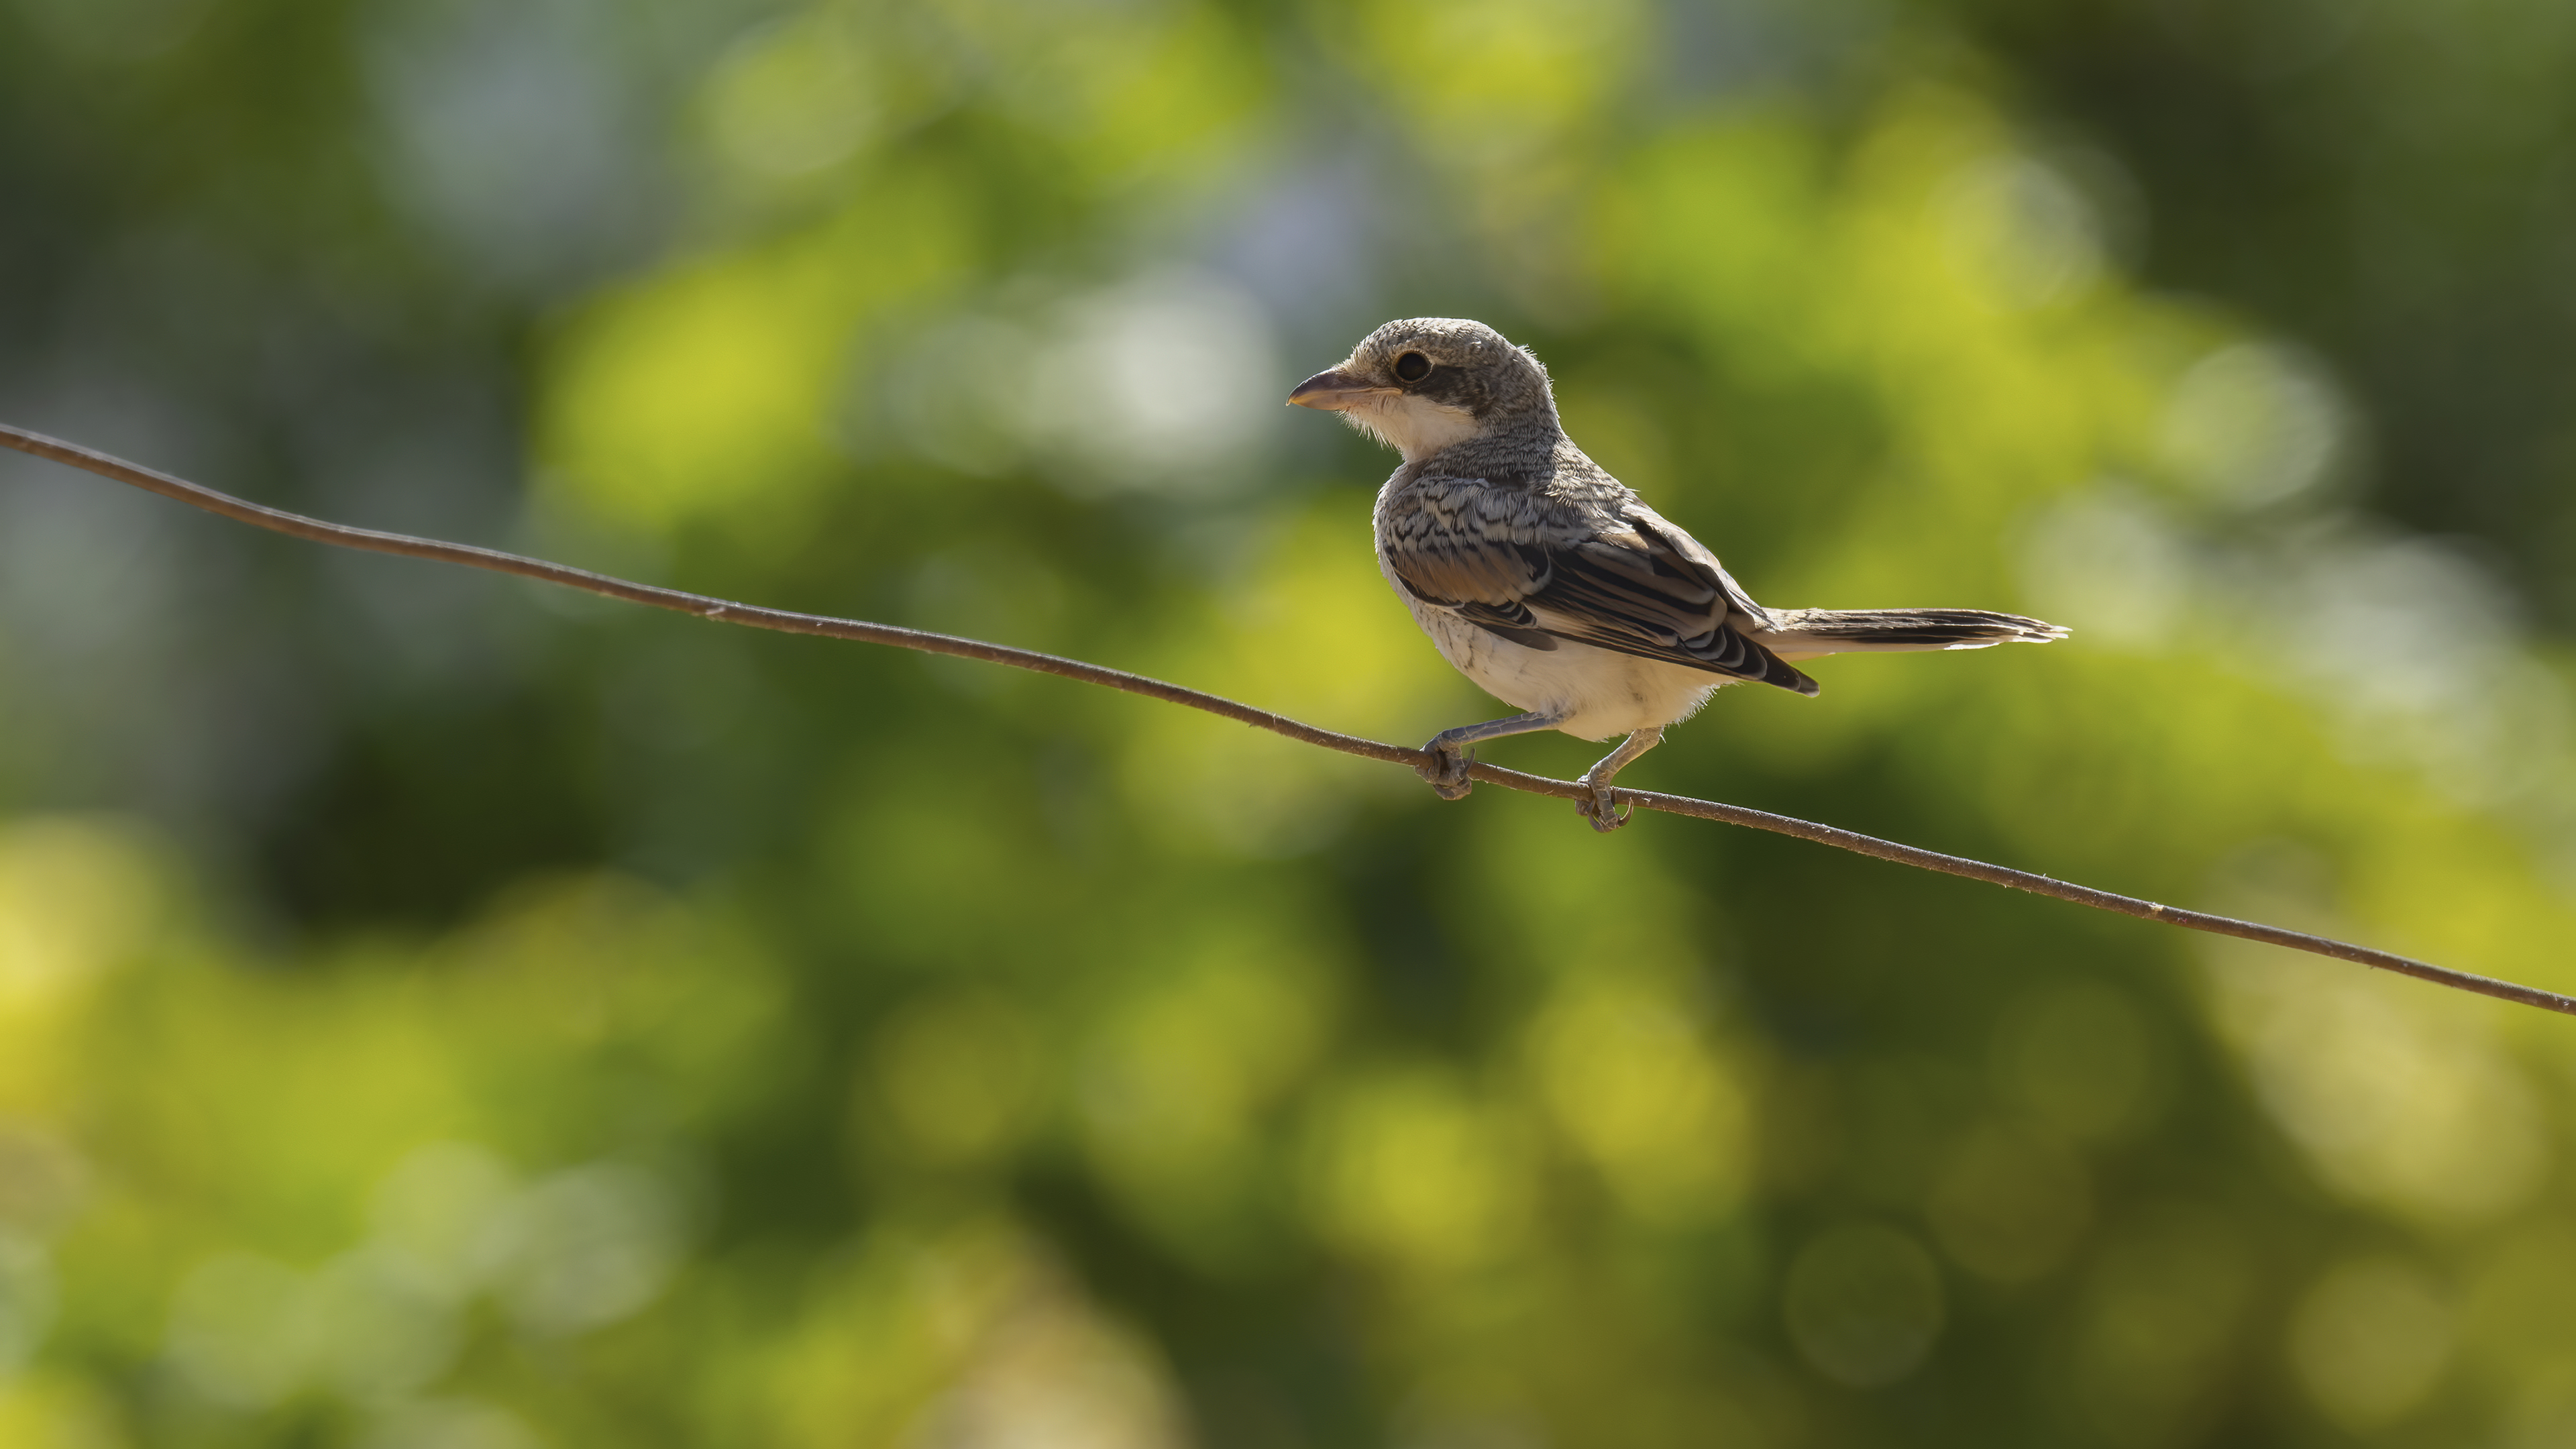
[1287, 368, 1392, 411]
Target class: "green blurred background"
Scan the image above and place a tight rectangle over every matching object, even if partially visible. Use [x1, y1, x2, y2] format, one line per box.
[4, 0, 2576, 1444]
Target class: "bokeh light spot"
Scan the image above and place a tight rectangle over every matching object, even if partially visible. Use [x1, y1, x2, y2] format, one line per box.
[1524, 973, 1749, 1226]
[1303, 1069, 1534, 1275]
[2289, 1256, 2453, 1430]
[1783, 1224, 1946, 1388]
[871, 993, 1046, 1169]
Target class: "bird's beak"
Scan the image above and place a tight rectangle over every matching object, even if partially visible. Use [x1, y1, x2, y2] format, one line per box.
[1287, 368, 1390, 411]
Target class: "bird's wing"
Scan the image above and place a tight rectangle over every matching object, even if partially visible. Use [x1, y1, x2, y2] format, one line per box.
[1622, 503, 1775, 629]
[1385, 487, 1818, 694]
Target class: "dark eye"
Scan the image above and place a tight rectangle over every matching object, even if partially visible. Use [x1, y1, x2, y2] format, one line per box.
[1393, 351, 1432, 383]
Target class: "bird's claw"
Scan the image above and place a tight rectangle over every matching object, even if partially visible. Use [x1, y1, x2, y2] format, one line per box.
[1417, 743, 1474, 800]
[1576, 786, 1631, 833]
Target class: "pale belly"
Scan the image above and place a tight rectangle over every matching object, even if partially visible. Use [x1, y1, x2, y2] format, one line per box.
[1384, 565, 1729, 742]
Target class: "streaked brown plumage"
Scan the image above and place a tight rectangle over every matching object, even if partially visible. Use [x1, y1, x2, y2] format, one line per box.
[1291, 317, 2066, 831]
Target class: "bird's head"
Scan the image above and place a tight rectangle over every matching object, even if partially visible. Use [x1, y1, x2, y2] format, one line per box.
[1287, 317, 1556, 464]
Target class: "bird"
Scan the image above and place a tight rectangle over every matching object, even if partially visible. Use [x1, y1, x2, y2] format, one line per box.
[1287, 316, 2067, 832]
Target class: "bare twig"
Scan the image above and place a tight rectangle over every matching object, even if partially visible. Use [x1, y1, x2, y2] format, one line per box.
[6, 420, 2569, 1018]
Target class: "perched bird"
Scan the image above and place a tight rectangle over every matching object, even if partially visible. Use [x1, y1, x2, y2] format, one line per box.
[1289, 317, 2066, 831]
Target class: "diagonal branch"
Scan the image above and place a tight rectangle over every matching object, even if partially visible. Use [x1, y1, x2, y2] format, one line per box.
[5, 421, 2570, 1018]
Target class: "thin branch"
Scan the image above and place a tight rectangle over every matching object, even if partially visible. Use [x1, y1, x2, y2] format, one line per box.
[6, 420, 2569, 1018]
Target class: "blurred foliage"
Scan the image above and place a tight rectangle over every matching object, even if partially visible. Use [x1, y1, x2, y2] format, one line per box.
[1940, 0, 2576, 629]
[3, 1, 2576, 1446]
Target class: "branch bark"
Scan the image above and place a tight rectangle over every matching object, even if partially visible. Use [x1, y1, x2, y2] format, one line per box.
[6, 421, 2569, 1018]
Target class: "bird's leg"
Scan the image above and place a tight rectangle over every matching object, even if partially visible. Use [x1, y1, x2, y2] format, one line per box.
[1575, 727, 1664, 833]
[1418, 710, 1566, 801]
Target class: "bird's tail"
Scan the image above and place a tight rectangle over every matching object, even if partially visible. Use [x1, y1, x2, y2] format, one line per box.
[1751, 608, 2068, 662]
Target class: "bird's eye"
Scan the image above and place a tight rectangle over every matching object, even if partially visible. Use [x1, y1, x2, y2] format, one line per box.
[1393, 352, 1432, 383]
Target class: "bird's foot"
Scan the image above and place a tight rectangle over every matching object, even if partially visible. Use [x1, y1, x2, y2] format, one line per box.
[1575, 783, 1632, 833]
[1417, 742, 1474, 800]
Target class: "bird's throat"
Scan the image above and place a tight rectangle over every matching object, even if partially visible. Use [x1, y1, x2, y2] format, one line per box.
[1348, 392, 1485, 464]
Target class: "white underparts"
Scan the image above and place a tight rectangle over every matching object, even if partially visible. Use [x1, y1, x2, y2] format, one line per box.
[1381, 552, 1728, 740]
[1343, 393, 1483, 464]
